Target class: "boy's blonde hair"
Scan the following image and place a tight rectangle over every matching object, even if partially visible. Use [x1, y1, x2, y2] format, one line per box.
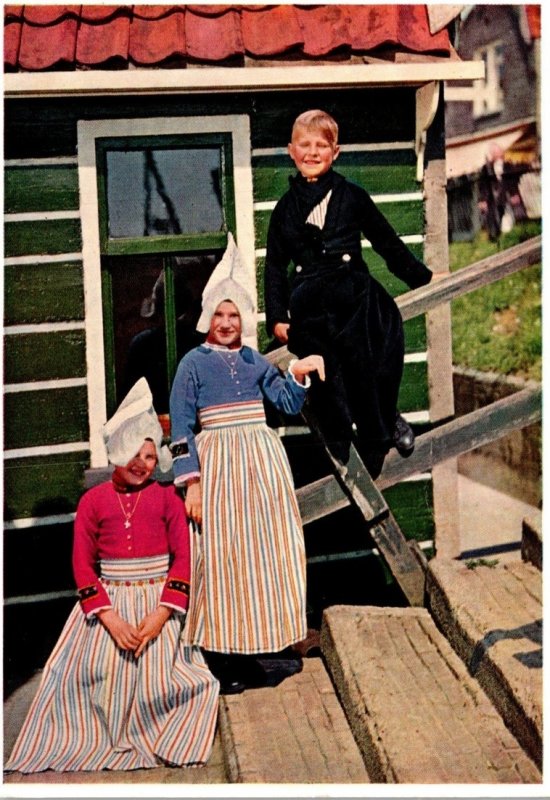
[291, 110, 339, 147]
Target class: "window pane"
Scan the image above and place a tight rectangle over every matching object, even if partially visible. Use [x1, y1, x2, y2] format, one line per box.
[106, 148, 224, 239]
[110, 252, 219, 415]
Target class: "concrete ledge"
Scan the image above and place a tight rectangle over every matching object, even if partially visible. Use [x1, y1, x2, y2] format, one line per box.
[320, 604, 540, 784]
[522, 512, 542, 570]
[218, 657, 370, 784]
[453, 367, 542, 506]
[427, 558, 542, 770]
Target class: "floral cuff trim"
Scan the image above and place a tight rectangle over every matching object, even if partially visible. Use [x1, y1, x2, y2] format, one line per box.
[78, 584, 99, 602]
[170, 438, 190, 459]
[166, 577, 190, 595]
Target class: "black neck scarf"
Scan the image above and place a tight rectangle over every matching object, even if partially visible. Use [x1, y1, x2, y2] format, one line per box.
[288, 168, 336, 222]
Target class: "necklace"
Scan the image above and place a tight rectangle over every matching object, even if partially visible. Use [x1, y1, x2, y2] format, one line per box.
[116, 490, 142, 529]
[214, 349, 239, 379]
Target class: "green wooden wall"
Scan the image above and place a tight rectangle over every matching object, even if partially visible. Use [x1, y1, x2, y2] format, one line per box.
[4, 86, 433, 631]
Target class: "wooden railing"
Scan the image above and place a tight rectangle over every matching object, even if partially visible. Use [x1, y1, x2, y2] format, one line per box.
[267, 235, 542, 525]
[297, 385, 541, 526]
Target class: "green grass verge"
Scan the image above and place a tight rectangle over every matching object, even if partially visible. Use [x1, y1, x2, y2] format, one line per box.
[450, 221, 542, 382]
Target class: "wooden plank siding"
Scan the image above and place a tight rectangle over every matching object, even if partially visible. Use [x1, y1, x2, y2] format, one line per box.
[4, 260, 84, 325]
[4, 386, 89, 451]
[3, 86, 433, 618]
[4, 452, 88, 522]
[4, 330, 86, 384]
[4, 217, 82, 258]
[4, 163, 79, 213]
[4, 150, 89, 537]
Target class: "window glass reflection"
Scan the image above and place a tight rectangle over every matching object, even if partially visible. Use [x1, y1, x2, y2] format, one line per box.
[106, 148, 223, 238]
[112, 252, 221, 414]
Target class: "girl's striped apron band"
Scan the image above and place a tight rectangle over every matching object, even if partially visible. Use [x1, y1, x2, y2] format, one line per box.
[199, 401, 266, 429]
[100, 554, 170, 583]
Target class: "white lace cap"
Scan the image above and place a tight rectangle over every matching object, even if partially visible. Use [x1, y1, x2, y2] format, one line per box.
[102, 378, 172, 473]
[197, 233, 256, 339]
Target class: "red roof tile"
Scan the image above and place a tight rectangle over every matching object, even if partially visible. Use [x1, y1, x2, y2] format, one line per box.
[129, 10, 186, 65]
[76, 14, 131, 66]
[4, 4, 454, 71]
[19, 15, 77, 70]
[185, 6, 243, 61]
[525, 5, 541, 39]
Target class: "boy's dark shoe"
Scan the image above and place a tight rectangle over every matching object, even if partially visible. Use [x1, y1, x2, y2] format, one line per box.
[393, 413, 415, 457]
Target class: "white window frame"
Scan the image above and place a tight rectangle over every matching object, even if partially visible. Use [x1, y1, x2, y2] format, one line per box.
[473, 40, 504, 118]
[77, 115, 256, 467]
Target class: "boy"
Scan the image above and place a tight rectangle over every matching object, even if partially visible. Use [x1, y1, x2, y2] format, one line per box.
[264, 109, 433, 476]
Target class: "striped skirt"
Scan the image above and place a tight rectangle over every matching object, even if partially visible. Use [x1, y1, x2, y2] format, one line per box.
[182, 401, 307, 654]
[5, 555, 219, 774]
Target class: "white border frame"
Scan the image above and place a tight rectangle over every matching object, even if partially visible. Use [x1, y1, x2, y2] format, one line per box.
[77, 115, 256, 467]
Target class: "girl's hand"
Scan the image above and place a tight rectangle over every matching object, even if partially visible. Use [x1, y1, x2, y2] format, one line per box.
[291, 355, 326, 383]
[97, 608, 142, 651]
[185, 479, 202, 524]
[135, 606, 172, 657]
[274, 322, 290, 343]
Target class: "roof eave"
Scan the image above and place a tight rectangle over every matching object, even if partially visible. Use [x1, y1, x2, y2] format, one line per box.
[4, 61, 484, 99]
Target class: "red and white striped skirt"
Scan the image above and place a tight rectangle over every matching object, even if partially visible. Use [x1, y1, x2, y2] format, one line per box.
[182, 401, 307, 653]
[5, 555, 219, 773]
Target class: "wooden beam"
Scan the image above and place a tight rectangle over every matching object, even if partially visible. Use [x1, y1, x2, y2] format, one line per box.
[297, 473, 350, 526]
[301, 406, 388, 523]
[4, 62, 485, 99]
[377, 385, 541, 489]
[397, 235, 541, 322]
[296, 386, 542, 518]
[369, 512, 426, 606]
[300, 405, 427, 606]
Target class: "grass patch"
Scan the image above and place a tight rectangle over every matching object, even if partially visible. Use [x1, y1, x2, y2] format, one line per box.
[450, 221, 541, 381]
[465, 558, 499, 570]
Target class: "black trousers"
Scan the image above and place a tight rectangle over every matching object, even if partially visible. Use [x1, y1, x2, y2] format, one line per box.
[288, 265, 403, 476]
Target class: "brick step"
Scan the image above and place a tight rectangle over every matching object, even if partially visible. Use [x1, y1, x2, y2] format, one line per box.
[321, 604, 541, 783]
[427, 557, 542, 770]
[218, 656, 370, 783]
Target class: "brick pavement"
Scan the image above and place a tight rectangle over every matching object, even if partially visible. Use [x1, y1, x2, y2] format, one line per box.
[321, 604, 541, 784]
[427, 557, 542, 770]
[218, 656, 370, 783]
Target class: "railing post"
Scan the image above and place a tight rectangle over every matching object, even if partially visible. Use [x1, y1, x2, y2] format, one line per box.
[423, 90, 460, 558]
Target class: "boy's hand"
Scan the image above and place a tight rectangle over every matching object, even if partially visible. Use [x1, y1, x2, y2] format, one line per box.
[185, 479, 202, 524]
[97, 608, 142, 651]
[274, 322, 290, 343]
[291, 355, 325, 383]
[135, 606, 172, 657]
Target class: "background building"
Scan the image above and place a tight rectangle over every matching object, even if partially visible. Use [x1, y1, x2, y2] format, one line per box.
[445, 4, 541, 241]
